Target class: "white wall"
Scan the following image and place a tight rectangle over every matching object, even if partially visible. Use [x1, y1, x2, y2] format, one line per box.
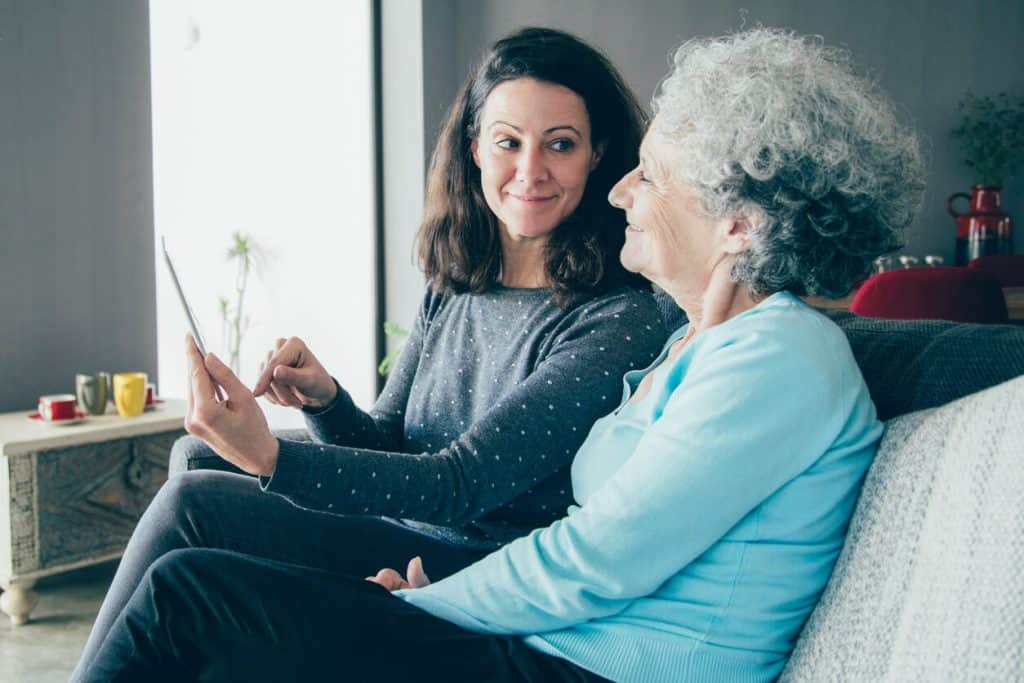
[150, 1, 376, 428]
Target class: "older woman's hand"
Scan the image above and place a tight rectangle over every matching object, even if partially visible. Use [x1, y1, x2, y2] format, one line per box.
[367, 556, 431, 592]
[184, 334, 280, 477]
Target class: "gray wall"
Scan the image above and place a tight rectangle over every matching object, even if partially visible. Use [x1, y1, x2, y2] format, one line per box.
[0, 1, 156, 413]
[423, 0, 1024, 265]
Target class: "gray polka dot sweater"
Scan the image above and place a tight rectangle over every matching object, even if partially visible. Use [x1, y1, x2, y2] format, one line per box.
[260, 284, 668, 550]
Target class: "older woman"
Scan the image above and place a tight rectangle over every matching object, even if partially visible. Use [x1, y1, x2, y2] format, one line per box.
[81, 29, 923, 683]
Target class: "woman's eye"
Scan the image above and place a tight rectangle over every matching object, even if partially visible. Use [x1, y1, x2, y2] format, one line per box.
[549, 138, 575, 152]
[496, 138, 519, 150]
[638, 168, 650, 183]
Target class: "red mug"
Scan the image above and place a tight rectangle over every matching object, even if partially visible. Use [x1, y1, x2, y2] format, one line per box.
[145, 383, 156, 407]
[39, 394, 78, 421]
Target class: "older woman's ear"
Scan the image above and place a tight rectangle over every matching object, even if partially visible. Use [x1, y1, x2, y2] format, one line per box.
[722, 212, 761, 255]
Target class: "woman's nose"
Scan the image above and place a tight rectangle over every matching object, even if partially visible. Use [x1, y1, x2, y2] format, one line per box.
[516, 147, 549, 184]
[608, 172, 633, 209]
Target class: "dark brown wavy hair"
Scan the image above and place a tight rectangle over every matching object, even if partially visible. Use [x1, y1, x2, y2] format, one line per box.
[416, 27, 648, 308]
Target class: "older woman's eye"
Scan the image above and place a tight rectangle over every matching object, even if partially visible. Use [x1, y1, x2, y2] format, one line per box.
[549, 138, 575, 153]
[496, 138, 519, 150]
[638, 168, 650, 183]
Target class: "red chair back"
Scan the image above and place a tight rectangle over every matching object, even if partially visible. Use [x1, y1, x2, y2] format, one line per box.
[851, 267, 1008, 324]
[967, 254, 1024, 287]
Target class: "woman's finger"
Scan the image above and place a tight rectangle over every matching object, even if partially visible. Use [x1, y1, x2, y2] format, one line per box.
[252, 339, 292, 397]
[406, 556, 431, 588]
[267, 380, 292, 406]
[186, 335, 217, 406]
[204, 352, 248, 399]
[288, 384, 307, 407]
[269, 380, 303, 409]
[366, 568, 408, 591]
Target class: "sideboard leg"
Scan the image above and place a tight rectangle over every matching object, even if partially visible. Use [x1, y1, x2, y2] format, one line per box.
[1, 579, 39, 626]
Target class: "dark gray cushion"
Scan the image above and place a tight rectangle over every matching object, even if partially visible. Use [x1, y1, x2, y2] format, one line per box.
[824, 311, 1024, 420]
[652, 289, 1024, 421]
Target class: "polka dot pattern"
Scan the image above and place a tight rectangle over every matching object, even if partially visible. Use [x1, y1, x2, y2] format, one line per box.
[270, 284, 669, 550]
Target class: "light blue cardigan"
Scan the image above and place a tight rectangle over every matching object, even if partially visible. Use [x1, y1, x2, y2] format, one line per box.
[397, 292, 882, 682]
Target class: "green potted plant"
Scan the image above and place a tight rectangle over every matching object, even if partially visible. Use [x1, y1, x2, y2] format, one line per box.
[218, 232, 260, 375]
[947, 91, 1022, 264]
[951, 91, 1024, 188]
[378, 322, 409, 376]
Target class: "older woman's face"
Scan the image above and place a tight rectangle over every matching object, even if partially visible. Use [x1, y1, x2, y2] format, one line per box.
[608, 126, 732, 291]
[472, 78, 602, 245]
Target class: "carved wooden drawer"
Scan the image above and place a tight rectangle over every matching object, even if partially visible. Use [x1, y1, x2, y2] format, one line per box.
[33, 430, 179, 571]
[4, 428, 183, 578]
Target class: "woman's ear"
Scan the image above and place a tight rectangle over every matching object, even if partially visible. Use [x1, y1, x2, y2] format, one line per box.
[590, 141, 607, 172]
[722, 212, 759, 255]
[471, 138, 481, 168]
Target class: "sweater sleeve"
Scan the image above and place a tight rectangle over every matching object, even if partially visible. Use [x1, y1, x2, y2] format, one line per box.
[298, 289, 431, 451]
[393, 324, 857, 633]
[258, 291, 666, 525]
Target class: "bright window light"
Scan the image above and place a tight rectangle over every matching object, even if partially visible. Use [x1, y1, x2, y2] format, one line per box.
[149, 1, 376, 429]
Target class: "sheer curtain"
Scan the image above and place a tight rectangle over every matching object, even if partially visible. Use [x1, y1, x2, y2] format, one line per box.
[149, 0, 376, 428]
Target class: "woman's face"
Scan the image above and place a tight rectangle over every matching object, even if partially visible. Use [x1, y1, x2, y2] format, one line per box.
[608, 123, 734, 292]
[472, 78, 602, 245]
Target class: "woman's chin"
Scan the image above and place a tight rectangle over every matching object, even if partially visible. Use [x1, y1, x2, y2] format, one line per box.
[619, 247, 644, 274]
[504, 222, 559, 241]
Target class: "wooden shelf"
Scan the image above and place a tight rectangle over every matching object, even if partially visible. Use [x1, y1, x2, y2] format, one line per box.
[804, 287, 1024, 322]
[1005, 287, 1024, 321]
[0, 400, 186, 457]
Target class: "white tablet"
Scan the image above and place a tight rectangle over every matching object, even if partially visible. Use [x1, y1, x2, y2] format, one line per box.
[161, 236, 210, 357]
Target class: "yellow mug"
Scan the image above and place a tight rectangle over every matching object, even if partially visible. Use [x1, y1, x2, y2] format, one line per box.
[113, 372, 148, 417]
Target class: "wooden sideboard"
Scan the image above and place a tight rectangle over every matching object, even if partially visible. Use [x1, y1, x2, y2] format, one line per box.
[1006, 287, 1024, 320]
[0, 400, 186, 625]
[806, 286, 1024, 322]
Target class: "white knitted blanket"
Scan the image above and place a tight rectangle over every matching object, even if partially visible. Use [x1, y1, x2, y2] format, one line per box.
[782, 375, 1024, 682]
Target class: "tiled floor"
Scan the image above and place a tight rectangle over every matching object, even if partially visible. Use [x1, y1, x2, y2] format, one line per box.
[0, 561, 114, 682]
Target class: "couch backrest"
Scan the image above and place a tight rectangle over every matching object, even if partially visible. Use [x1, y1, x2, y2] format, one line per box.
[652, 289, 1024, 421]
[780, 375, 1024, 680]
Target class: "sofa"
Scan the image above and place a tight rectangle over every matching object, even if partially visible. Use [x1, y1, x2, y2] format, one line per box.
[654, 292, 1024, 680]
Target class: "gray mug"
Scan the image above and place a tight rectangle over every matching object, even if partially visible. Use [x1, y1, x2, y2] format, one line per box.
[75, 372, 110, 415]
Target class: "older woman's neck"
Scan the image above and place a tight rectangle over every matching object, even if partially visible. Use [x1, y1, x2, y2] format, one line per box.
[685, 286, 760, 333]
[664, 263, 760, 334]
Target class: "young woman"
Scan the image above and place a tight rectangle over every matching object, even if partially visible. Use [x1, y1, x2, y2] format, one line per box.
[72, 28, 666, 678]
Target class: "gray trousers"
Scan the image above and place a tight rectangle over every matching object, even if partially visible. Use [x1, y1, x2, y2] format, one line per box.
[72, 434, 488, 680]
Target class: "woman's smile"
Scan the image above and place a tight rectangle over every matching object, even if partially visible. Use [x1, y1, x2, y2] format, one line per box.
[509, 192, 558, 204]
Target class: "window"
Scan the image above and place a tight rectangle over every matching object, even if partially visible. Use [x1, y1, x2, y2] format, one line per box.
[149, 1, 376, 428]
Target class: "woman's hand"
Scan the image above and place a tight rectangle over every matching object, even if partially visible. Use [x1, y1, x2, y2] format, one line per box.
[252, 337, 338, 410]
[184, 334, 280, 477]
[366, 556, 431, 592]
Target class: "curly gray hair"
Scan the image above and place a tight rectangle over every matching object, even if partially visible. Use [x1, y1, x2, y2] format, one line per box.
[653, 29, 925, 298]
